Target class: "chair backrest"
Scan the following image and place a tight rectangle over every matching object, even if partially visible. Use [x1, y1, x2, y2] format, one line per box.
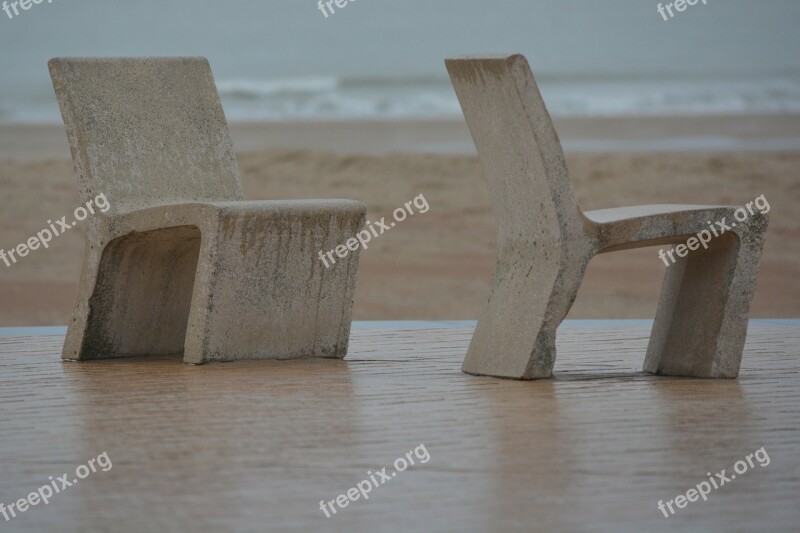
[445, 55, 584, 246]
[49, 57, 243, 215]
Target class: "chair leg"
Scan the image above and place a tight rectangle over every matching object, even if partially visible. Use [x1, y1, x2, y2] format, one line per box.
[63, 227, 202, 360]
[62, 246, 102, 360]
[462, 248, 591, 379]
[183, 207, 365, 364]
[645, 220, 767, 378]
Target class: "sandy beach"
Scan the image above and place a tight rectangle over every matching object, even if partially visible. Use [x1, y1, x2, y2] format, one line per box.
[0, 116, 798, 325]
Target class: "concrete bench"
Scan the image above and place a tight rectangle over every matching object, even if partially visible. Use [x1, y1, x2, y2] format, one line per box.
[50, 57, 365, 363]
[446, 54, 768, 379]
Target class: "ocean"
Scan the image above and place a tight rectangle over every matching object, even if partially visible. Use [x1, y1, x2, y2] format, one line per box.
[0, 0, 799, 122]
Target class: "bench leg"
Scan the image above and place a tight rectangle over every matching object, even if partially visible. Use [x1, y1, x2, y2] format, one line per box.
[184, 207, 365, 364]
[645, 220, 768, 378]
[462, 248, 591, 379]
[63, 226, 202, 360]
[62, 249, 99, 361]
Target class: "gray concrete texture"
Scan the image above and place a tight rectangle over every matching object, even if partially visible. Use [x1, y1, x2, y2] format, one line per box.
[49, 57, 365, 364]
[446, 54, 768, 380]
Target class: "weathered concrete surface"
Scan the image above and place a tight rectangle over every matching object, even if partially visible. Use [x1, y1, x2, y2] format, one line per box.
[446, 54, 768, 380]
[50, 57, 365, 363]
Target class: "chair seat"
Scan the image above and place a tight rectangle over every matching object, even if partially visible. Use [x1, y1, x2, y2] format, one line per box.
[585, 204, 761, 254]
[584, 204, 733, 224]
[109, 199, 365, 239]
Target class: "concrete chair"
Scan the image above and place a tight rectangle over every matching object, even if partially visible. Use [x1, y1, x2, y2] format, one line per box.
[446, 54, 768, 380]
[50, 57, 365, 364]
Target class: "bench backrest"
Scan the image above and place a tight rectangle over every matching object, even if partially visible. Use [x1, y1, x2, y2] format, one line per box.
[445, 55, 584, 247]
[49, 57, 243, 214]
